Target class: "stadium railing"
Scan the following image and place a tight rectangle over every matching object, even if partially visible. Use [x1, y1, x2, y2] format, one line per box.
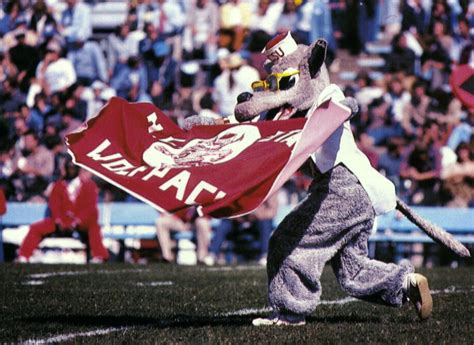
[1, 202, 473, 262]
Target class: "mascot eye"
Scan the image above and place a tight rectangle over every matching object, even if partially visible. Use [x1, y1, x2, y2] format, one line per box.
[279, 74, 299, 90]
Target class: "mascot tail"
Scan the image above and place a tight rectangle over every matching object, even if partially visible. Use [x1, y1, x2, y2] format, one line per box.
[396, 199, 471, 257]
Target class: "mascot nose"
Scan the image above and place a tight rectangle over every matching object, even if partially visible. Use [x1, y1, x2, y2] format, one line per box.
[237, 92, 253, 104]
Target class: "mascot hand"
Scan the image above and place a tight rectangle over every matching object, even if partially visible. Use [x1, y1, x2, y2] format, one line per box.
[340, 97, 359, 118]
[182, 115, 217, 130]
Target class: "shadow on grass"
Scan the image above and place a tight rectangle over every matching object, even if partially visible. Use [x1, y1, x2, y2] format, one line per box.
[22, 313, 383, 329]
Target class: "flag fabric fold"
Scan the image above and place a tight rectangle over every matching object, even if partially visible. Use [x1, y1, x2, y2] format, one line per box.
[66, 97, 350, 218]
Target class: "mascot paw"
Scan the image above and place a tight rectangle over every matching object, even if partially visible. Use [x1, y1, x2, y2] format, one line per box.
[182, 115, 217, 130]
[340, 97, 359, 117]
[405, 273, 433, 320]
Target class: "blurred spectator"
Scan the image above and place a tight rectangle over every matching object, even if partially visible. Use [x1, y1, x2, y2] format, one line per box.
[19, 103, 43, 134]
[67, 39, 108, 86]
[11, 129, 54, 202]
[110, 56, 149, 102]
[3, 18, 38, 51]
[32, 40, 77, 97]
[28, 0, 58, 44]
[250, 0, 283, 37]
[87, 80, 115, 119]
[356, 132, 379, 167]
[43, 133, 68, 182]
[366, 97, 403, 146]
[204, 195, 278, 266]
[428, 0, 453, 35]
[60, 0, 92, 44]
[183, 0, 219, 61]
[7, 28, 40, 92]
[59, 108, 82, 138]
[155, 211, 211, 263]
[0, 1, 23, 37]
[421, 20, 452, 90]
[0, 78, 25, 118]
[353, 71, 384, 113]
[441, 142, 474, 207]
[0, 186, 6, 216]
[451, 15, 472, 63]
[378, 137, 406, 193]
[153, 0, 186, 38]
[384, 32, 417, 75]
[447, 107, 474, 151]
[64, 84, 89, 122]
[133, 0, 185, 38]
[219, 0, 252, 51]
[17, 160, 109, 263]
[400, 121, 444, 205]
[213, 51, 259, 117]
[357, 0, 379, 49]
[401, 0, 428, 36]
[275, 0, 299, 35]
[384, 76, 412, 125]
[139, 25, 177, 109]
[401, 79, 431, 138]
[308, 0, 337, 54]
[380, 0, 402, 40]
[106, 23, 137, 79]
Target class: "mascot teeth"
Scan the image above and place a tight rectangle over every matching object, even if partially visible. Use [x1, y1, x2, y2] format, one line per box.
[275, 105, 294, 120]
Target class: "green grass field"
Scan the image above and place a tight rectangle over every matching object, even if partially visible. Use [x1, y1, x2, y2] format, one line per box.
[1, 264, 472, 344]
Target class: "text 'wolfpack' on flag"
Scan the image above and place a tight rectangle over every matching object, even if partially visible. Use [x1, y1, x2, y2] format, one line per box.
[66, 97, 350, 218]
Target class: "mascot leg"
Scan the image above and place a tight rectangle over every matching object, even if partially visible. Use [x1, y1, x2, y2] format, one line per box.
[331, 227, 413, 307]
[259, 165, 415, 325]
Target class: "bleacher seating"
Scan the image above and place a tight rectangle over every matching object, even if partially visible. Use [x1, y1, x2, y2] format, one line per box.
[0, 202, 473, 262]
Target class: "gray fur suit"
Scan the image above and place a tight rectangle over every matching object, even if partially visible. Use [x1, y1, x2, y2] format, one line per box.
[267, 164, 413, 315]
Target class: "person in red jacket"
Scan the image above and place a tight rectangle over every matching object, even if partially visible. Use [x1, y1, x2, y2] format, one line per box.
[0, 187, 6, 216]
[17, 159, 109, 262]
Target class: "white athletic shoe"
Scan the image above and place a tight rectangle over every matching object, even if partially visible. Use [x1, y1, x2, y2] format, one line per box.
[202, 255, 216, 266]
[252, 312, 306, 326]
[257, 256, 267, 267]
[90, 257, 105, 264]
[404, 273, 433, 320]
[15, 256, 29, 263]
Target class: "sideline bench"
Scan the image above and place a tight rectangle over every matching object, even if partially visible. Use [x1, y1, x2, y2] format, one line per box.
[1, 202, 473, 262]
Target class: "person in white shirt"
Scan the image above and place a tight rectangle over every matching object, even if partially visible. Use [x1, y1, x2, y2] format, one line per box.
[60, 0, 92, 43]
[35, 40, 77, 96]
[213, 52, 260, 117]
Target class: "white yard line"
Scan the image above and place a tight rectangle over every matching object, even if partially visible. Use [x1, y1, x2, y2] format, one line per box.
[136, 281, 173, 287]
[23, 327, 128, 344]
[22, 280, 45, 286]
[29, 268, 150, 279]
[205, 265, 265, 272]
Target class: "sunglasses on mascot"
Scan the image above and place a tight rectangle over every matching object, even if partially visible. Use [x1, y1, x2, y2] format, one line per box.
[251, 70, 300, 92]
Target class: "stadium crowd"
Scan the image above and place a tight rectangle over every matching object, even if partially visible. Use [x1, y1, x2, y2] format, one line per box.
[0, 0, 473, 263]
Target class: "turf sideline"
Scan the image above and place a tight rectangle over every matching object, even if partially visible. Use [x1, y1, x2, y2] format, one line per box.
[21, 287, 472, 343]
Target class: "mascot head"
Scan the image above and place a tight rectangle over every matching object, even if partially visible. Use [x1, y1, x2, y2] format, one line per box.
[234, 32, 330, 122]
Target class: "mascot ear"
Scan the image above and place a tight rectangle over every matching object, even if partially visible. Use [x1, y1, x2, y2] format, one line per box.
[308, 39, 327, 78]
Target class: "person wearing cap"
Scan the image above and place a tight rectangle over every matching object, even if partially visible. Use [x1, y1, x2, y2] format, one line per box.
[34, 40, 77, 96]
[213, 52, 260, 117]
[8, 27, 40, 92]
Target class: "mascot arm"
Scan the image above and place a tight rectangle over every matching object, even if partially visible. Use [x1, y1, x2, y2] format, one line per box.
[182, 115, 238, 130]
[317, 84, 358, 118]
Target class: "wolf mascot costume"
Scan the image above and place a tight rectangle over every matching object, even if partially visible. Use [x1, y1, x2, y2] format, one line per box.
[184, 32, 470, 326]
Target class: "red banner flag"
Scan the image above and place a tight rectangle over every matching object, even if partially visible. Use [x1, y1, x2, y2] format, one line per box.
[66, 97, 350, 218]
